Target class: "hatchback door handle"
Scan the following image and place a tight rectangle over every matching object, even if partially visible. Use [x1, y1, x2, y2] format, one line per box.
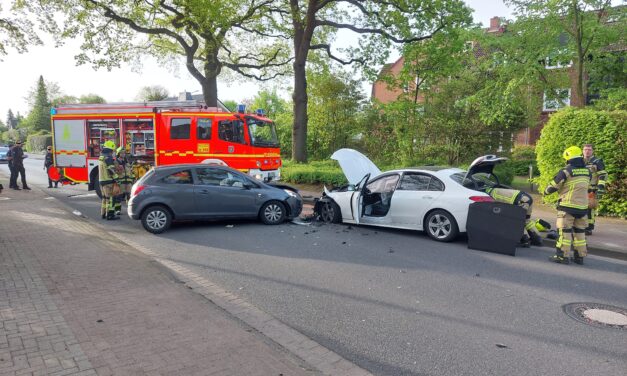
[199, 189, 210, 194]
[423, 196, 433, 199]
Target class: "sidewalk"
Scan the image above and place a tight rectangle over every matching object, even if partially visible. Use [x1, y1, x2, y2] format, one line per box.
[0, 185, 340, 375]
[295, 186, 627, 260]
[530, 197, 627, 260]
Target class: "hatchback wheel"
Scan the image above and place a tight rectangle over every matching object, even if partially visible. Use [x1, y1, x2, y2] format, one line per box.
[141, 205, 172, 234]
[260, 201, 286, 225]
[425, 210, 458, 242]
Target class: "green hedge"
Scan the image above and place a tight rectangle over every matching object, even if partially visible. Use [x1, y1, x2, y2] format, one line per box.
[535, 108, 627, 217]
[511, 145, 536, 161]
[281, 160, 347, 186]
[493, 162, 515, 186]
[508, 160, 539, 177]
[26, 134, 52, 152]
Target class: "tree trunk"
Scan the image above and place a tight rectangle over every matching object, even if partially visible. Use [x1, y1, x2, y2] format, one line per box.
[292, 59, 308, 162]
[201, 76, 219, 107]
[184, 51, 220, 107]
[572, 2, 585, 107]
[289, 0, 316, 163]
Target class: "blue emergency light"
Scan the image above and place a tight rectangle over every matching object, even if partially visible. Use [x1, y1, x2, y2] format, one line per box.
[50, 107, 57, 115]
[237, 104, 246, 113]
[255, 109, 265, 116]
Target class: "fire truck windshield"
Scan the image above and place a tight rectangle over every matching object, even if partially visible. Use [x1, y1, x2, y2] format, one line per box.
[247, 118, 279, 147]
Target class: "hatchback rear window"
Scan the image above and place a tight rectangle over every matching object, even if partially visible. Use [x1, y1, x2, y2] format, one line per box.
[162, 170, 193, 184]
[137, 168, 155, 184]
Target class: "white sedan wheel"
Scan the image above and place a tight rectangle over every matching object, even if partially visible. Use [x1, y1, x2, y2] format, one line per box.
[425, 210, 459, 242]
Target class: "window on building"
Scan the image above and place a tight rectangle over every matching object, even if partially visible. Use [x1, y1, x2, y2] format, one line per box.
[170, 118, 191, 139]
[218, 120, 246, 144]
[464, 41, 475, 52]
[543, 89, 571, 111]
[544, 50, 572, 69]
[197, 118, 212, 140]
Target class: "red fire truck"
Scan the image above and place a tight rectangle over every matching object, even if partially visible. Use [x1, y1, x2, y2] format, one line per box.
[49, 100, 282, 196]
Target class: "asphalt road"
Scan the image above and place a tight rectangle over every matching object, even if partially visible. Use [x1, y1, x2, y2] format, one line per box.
[4, 157, 627, 376]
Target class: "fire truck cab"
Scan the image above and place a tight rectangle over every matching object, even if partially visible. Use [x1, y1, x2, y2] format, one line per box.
[50, 101, 282, 196]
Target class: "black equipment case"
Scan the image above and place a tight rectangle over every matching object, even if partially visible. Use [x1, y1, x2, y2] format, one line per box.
[466, 202, 526, 256]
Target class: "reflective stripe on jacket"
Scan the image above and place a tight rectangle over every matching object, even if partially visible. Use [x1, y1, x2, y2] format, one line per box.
[98, 154, 118, 186]
[485, 187, 520, 204]
[545, 160, 590, 215]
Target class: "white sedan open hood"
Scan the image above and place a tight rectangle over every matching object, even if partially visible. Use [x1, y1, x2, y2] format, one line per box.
[331, 148, 382, 185]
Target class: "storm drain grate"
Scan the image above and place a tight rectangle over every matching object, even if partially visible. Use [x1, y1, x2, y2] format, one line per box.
[563, 302, 627, 330]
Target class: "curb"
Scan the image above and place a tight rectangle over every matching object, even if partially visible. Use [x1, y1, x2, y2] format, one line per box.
[31, 183, 372, 376]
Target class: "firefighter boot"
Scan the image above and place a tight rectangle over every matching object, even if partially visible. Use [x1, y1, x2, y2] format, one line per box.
[519, 234, 531, 248]
[528, 231, 544, 247]
[106, 210, 119, 220]
[549, 250, 570, 264]
[573, 252, 584, 265]
[585, 224, 594, 236]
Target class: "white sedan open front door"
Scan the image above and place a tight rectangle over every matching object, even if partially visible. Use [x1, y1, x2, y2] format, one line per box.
[330, 148, 381, 224]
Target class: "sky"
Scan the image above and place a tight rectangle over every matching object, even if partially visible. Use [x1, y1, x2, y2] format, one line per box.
[0, 0, 513, 123]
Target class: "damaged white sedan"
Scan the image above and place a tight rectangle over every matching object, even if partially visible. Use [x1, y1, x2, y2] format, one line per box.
[314, 149, 498, 242]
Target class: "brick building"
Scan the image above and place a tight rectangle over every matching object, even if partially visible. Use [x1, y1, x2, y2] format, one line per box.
[371, 16, 590, 146]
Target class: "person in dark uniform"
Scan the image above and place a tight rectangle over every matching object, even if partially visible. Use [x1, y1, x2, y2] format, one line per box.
[44, 146, 58, 188]
[6, 142, 17, 189]
[9, 140, 30, 190]
[582, 144, 607, 235]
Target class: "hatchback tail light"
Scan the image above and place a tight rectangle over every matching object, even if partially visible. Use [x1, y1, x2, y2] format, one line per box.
[131, 184, 146, 198]
[469, 195, 494, 202]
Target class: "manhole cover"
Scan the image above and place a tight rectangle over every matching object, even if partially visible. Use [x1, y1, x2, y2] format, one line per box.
[563, 303, 627, 330]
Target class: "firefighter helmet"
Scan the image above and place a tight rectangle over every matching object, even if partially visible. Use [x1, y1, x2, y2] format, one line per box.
[103, 141, 116, 150]
[563, 146, 582, 160]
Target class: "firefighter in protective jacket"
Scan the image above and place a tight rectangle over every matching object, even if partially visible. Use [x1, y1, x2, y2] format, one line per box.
[582, 144, 607, 235]
[485, 187, 543, 247]
[544, 146, 591, 264]
[113, 146, 135, 214]
[98, 141, 119, 220]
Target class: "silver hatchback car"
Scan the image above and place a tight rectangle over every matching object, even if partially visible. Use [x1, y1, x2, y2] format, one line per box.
[128, 164, 302, 233]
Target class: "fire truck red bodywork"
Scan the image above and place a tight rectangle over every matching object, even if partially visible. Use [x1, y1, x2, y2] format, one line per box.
[50, 101, 282, 190]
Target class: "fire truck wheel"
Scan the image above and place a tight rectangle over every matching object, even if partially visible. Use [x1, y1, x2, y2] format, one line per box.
[259, 201, 286, 225]
[141, 205, 172, 234]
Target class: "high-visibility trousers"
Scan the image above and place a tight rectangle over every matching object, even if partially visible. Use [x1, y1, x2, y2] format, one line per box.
[100, 184, 116, 217]
[556, 210, 587, 258]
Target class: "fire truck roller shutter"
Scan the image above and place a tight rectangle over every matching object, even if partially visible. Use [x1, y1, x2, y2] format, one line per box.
[201, 159, 227, 166]
[53, 119, 87, 168]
